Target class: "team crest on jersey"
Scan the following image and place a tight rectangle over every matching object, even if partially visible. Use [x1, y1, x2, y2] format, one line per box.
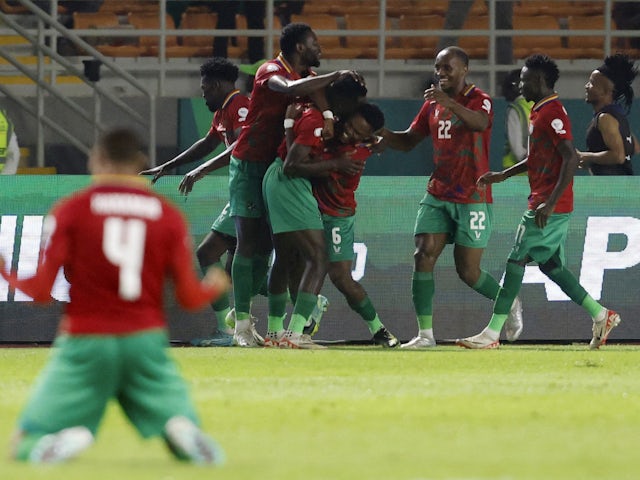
[314, 127, 323, 137]
[238, 107, 248, 122]
[266, 63, 280, 73]
[482, 99, 492, 113]
[551, 118, 566, 134]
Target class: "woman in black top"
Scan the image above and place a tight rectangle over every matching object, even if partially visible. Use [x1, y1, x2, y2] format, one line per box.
[578, 54, 639, 175]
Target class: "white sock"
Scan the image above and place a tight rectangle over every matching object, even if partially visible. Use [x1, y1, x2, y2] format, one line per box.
[483, 328, 500, 341]
[418, 328, 434, 339]
[593, 307, 607, 323]
[235, 319, 250, 331]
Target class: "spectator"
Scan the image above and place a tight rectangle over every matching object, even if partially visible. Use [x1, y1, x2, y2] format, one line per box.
[612, 2, 640, 49]
[275, 1, 305, 26]
[501, 68, 533, 171]
[578, 53, 639, 175]
[212, 1, 266, 64]
[0, 106, 21, 175]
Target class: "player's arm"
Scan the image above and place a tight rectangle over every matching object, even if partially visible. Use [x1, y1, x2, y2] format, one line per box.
[283, 142, 362, 178]
[577, 114, 627, 167]
[178, 141, 236, 196]
[140, 132, 221, 183]
[267, 70, 347, 97]
[424, 84, 489, 131]
[378, 127, 425, 152]
[534, 139, 578, 228]
[478, 158, 528, 187]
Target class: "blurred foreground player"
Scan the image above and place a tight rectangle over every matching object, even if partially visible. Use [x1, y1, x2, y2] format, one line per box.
[2, 128, 230, 464]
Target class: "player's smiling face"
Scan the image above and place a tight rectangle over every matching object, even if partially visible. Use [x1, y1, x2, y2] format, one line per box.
[434, 50, 467, 94]
[585, 70, 612, 105]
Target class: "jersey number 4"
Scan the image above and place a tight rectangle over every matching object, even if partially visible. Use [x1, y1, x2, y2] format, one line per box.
[103, 217, 146, 301]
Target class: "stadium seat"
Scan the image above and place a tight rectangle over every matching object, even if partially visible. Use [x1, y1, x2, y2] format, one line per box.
[71, 12, 139, 56]
[566, 15, 606, 59]
[289, 14, 360, 59]
[0, 0, 28, 14]
[458, 15, 489, 59]
[344, 14, 395, 59]
[176, 10, 217, 57]
[512, 15, 565, 59]
[332, 0, 380, 17]
[99, 0, 159, 15]
[298, 0, 333, 16]
[385, 15, 442, 60]
[411, 0, 449, 16]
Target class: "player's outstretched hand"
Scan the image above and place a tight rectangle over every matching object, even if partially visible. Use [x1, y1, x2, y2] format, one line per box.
[477, 171, 505, 188]
[139, 165, 169, 184]
[178, 167, 206, 196]
[202, 266, 231, 294]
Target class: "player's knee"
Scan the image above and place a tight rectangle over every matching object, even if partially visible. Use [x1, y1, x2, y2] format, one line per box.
[455, 265, 479, 287]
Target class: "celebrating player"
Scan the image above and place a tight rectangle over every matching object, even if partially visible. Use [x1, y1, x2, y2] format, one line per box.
[457, 54, 622, 349]
[379, 46, 523, 348]
[228, 22, 360, 347]
[140, 57, 256, 347]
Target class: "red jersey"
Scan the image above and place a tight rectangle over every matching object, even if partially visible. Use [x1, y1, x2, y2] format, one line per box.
[276, 107, 325, 160]
[208, 89, 250, 147]
[1, 179, 222, 335]
[313, 143, 371, 217]
[526, 94, 574, 213]
[410, 84, 493, 204]
[232, 53, 312, 163]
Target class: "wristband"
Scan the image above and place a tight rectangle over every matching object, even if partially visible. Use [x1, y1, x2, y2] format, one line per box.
[322, 110, 334, 120]
[283, 118, 295, 129]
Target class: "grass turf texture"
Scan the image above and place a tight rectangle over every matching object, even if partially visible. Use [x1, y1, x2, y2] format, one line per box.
[1, 345, 639, 480]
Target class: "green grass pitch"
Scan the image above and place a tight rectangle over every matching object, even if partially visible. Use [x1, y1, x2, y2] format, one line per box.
[1, 344, 640, 480]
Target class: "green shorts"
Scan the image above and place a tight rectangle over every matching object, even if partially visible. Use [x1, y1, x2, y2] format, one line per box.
[18, 330, 199, 438]
[414, 193, 493, 248]
[229, 155, 269, 218]
[322, 214, 356, 263]
[508, 210, 570, 266]
[262, 158, 323, 234]
[211, 201, 237, 237]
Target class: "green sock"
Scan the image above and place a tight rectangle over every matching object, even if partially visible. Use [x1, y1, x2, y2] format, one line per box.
[349, 297, 383, 334]
[472, 270, 501, 301]
[495, 262, 525, 314]
[267, 292, 288, 331]
[205, 262, 231, 331]
[544, 265, 591, 306]
[214, 306, 231, 331]
[231, 254, 253, 318]
[581, 295, 604, 318]
[488, 313, 509, 332]
[13, 433, 45, 461]
[251, 254, 271, 297]
[412, 271, 434, 330]
[289, 291, 318, 333]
